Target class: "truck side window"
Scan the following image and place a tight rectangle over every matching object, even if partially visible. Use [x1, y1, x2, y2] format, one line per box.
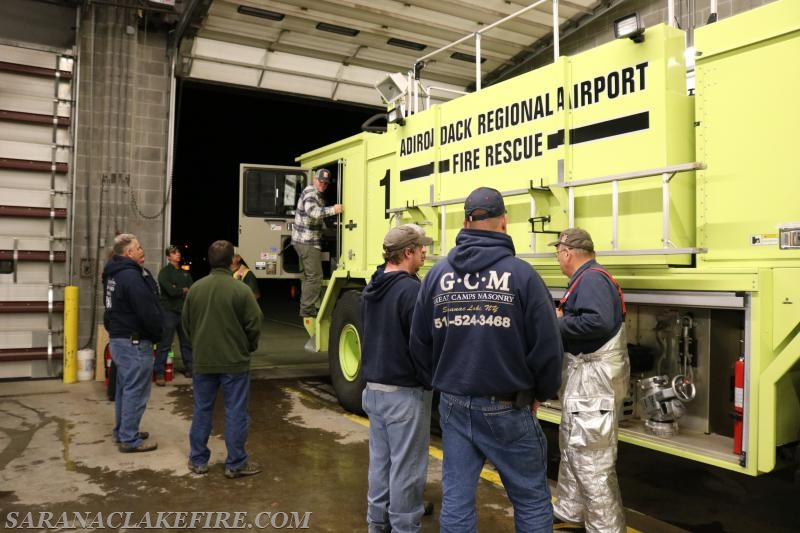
[243, 170, 306, 217]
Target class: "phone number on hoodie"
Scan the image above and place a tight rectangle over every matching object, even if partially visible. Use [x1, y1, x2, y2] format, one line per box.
[434, 314, 511, 328]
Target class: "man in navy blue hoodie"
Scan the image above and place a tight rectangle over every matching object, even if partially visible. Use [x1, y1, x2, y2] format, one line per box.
[410, 187, 563, 533]
[361, 224, 433, 533]
[103, 233, 163, 453]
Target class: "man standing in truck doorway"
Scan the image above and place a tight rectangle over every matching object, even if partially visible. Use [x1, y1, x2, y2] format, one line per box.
[291, 168, 343, 317]
[550, 227, 630, 533]
[410, 187, 563, 532]
[362, 224, 434, 533]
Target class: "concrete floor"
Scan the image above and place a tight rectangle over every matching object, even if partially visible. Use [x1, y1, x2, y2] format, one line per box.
[0, 288, 797, 532]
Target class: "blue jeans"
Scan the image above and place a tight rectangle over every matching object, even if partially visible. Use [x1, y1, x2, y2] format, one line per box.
[110, 338, 154, 447]
[362, 384, 433, 533]
[154, 310, 192, 375]
[438, 393, 552, 533]
[189, 372, 251, 470]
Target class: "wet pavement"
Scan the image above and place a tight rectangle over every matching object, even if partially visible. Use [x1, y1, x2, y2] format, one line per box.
[0, 377, 518, 531]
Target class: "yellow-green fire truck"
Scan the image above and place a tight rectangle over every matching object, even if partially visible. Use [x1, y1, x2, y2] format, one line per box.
[238, 0, 799, 476]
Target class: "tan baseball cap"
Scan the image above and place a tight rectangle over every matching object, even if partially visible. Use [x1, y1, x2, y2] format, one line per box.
[383, 224, 433, 252]
[548, 227, 595, 252]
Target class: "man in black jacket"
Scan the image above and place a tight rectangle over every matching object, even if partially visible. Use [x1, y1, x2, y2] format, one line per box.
[103, 233, 163, 453]
[410, 187, 563, 532]
[361, 224, 432, 533]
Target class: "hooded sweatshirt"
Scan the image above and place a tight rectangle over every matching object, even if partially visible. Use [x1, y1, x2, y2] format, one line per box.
[103, 256, 164, 342]
[361, 268, 424, 387]
[410, 228, 563, 400]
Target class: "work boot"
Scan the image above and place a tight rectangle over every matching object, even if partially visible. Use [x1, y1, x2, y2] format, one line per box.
[224, 461, 262, 479]
[553, 517, 586, 532]
[118, 441, 158, 453]
[113, 431, 149, 444]
[155, 375, 166, 386]
[187, 461, 209, 475]
[423, 501, 434, 516]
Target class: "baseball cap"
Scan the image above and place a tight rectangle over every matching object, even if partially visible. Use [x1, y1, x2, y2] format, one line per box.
[464, 187, 506, 221]
[383, 224, 433, 252]
[548, 227, 595, 252]
[165, 244, 180, 256]
[315, 169, 331, 183]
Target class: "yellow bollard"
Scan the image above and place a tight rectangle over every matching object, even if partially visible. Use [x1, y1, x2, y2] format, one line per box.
[63, 285, 79, 384]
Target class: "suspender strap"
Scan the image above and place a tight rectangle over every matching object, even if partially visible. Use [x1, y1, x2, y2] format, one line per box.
[558, 267, 627, 316]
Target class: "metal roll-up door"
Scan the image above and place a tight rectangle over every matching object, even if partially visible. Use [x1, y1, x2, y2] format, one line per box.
[0, 43, 74, 379]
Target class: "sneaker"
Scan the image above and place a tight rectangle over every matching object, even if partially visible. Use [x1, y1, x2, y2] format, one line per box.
[118, 441, 158, 453]
[155, 375, 166, 386]
[187, 461, 209, 475]
[183, 370, 193, 378]
[224, 462, 262, 479]
[113, 431, 149, 444]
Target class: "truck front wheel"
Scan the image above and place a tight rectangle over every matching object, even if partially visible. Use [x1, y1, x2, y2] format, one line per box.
[329, 290, 366, 415]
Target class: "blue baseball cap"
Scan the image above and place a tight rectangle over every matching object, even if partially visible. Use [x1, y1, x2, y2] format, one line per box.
[464, 187, 506, 221]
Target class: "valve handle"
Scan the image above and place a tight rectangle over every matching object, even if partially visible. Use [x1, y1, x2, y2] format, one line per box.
[672, 374, 696, 402]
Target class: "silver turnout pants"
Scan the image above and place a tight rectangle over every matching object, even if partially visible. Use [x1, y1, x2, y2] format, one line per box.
[553, 326, 630, 533]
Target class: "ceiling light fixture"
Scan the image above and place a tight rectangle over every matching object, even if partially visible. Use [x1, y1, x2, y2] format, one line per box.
[237, 5, 285, 21]
[316, 22, 360, 37]
[387, 38, 426, 51]
[450, 52, 486, 64]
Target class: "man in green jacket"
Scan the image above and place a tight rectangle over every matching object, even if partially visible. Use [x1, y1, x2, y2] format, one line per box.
[156, 245, 193, 384]
[182, 240, 263, 479]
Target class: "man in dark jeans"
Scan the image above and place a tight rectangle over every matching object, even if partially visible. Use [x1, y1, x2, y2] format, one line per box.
[182, 240, 263, 478]
[410, 187, 563, 532]
[155, 245, 193, 384]
[103, 233, 163, 453]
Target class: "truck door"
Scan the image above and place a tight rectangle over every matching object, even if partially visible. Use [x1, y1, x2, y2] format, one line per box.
[238, 164, 309, 279]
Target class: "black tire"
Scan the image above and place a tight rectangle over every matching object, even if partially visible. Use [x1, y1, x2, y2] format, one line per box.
[329, 290, 366, 415]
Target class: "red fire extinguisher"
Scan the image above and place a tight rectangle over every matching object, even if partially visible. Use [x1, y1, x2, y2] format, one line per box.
[733, 355, 745, 455]
[165, 351, 174, 383]
[104, 343, 113, 386]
